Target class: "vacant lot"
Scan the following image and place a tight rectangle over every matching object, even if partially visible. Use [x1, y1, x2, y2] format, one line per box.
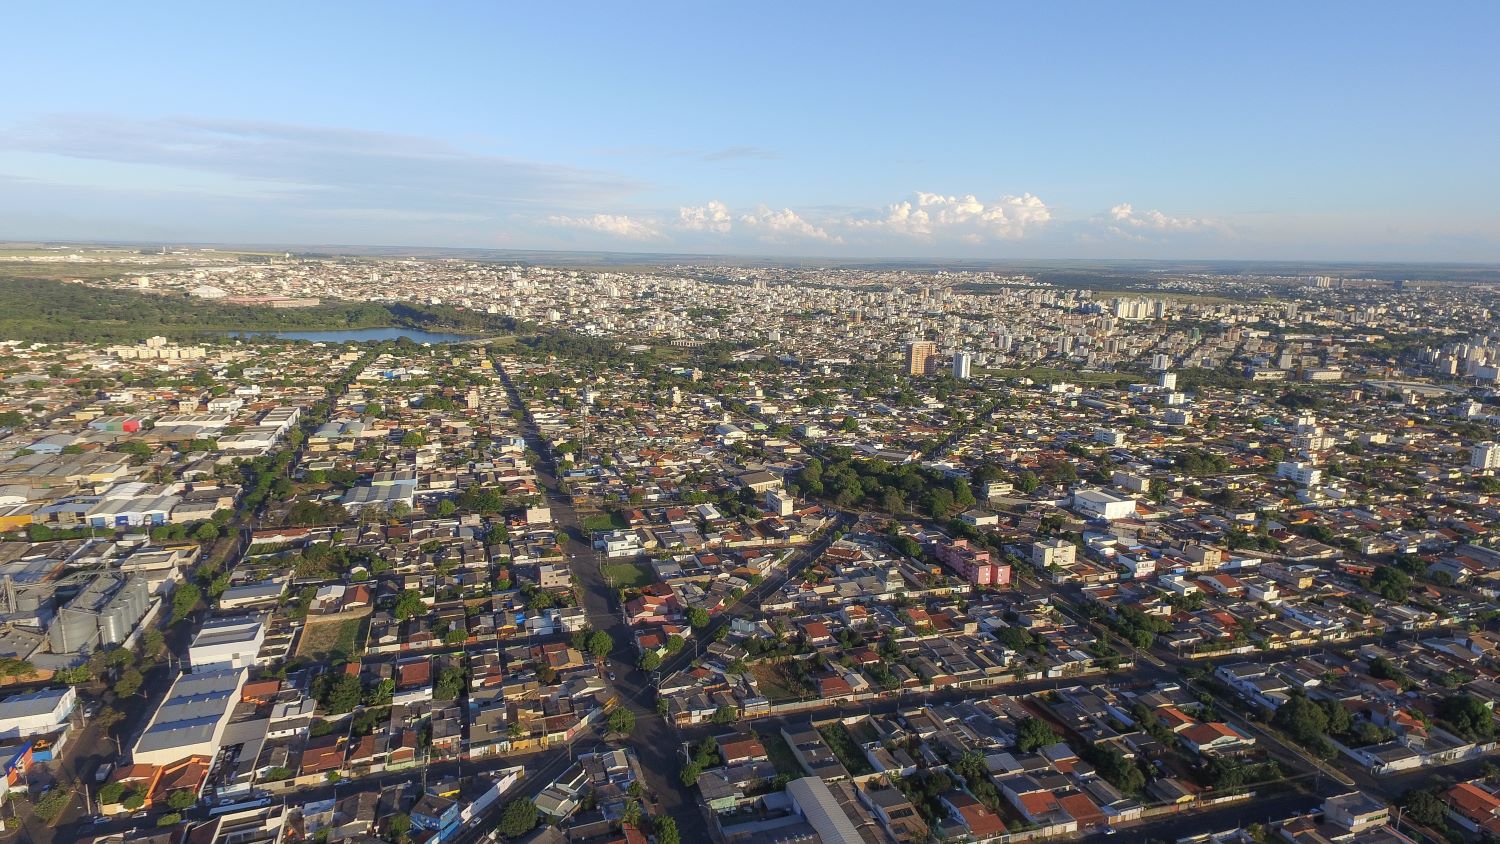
[759, 729, 803, 778]
[818, 722, 875, 775]
[750, 662, 813, 703]
[581, 512, 627, 533]
[602, 562, 656, 589]
[296, 614, 369, 663]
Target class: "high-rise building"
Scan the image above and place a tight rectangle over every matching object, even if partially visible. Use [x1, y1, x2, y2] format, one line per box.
[953, 351, 972, 380]
[1158, 371, 1177, 390]
[1473, 441, 1500, 471]
[906, 340, 937, 376]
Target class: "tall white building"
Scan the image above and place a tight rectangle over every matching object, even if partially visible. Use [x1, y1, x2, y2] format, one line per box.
[1473, 441, 1500, 471]
[1158, 371, 1177, 390]
[952, 351, 973, 380]
[1151, 354, 1172, 371]
[1277, 461, 1324, 487]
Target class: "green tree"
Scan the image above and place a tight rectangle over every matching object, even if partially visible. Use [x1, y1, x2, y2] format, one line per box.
[1015, 716, 1060, 753]
[394, 589, 426, 621]
[1437, 693, 1496, 742]
[587, 630, 614, 660]
[171, 581, 201, 624]
[639, 651, 662, 671]
[166, 789, 197, 810]
[54, 665, 92, 684]
[608, 707, 636, 735]
[436, 499, 458, 518]
[34, 787, 73, 824]
[497, 799, 538, 839]
[99, 782, 125, 804]
[1369, 566, 1411, 602]
[654, 815, 680, 844]
[1400, 788, 1448, 829]
[686, 607, 710, 629]
[323, 673, 364, 714]
[1270, 694, 1334, 756]
[388, 813, 413, 842]
[142, 627, 167, 659]
[114, 666, 144, 698]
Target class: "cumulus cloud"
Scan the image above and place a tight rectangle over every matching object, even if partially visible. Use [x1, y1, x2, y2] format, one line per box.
[1104, 203, 1224, 239]
[678, 200, 733, 233]
[547, 213, 663, 240]
[739, 205, 839, 242]
[851, 192, 1051, 242]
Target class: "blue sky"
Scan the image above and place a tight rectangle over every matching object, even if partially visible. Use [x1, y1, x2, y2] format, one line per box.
[2, 2, 1497, 260]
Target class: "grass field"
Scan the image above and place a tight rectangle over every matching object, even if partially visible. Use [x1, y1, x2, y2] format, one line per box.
[580, 512, 627, 532]
[602, 562, 656, 589]
[296, 614, 369, 663]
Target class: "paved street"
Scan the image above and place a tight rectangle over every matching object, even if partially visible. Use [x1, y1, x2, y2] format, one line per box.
[498, 363, 709, 842]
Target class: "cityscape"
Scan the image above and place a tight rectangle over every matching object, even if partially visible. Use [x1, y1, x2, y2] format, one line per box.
[3, 4, 1500, 844]
[0, 247, 1495, 844]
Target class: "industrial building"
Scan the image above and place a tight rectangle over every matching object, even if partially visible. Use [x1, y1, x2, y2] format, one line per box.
[132, 667, 248, 766]
[0, 686, 76, 739]
[46, 572, 151, 655]
[188, 614, 267, 672]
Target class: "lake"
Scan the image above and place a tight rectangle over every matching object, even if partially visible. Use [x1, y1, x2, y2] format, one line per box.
[228, 327, 477, 344]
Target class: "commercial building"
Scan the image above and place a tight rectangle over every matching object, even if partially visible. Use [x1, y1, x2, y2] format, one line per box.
[188, 614, 267, 672]
[786, 777, 864, 844]
[765, 489, 795, 517]
[133, 668, 248, 766]
[0, 686, 75, 740]
[1071, 489, 1138, 521]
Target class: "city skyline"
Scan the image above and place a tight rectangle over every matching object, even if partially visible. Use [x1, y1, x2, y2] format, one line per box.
[2, 2, 1498, 261]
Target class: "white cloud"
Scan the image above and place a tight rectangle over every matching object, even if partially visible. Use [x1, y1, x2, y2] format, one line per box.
[851, 192, 1051, 241]
[739, 205, 839, 242]
[547, 213, 662, 240]
[678, 200, 733, 233]
[1105, 203, 1222, 238]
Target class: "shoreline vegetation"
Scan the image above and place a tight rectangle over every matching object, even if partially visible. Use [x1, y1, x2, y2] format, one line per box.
[0, 276, 518, 343]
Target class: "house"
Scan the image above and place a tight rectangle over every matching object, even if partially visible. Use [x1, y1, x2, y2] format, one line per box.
[719, 733, 769, 767]
[1444, 782, 1500, 836]
[942, 791, 1008, 840]
[1321, 791, 1390, 835]
[411, 793, 462, 842]
[863, 784, 929, 844]
[1179, 722, 1256, 756]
